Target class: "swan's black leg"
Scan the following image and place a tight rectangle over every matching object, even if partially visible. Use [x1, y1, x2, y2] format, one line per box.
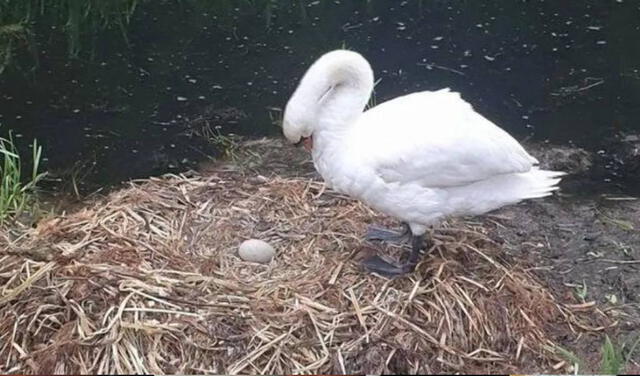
[362, 232, 430, 276]
[365, 222, 411, 243]
[400, 233, 426, 273]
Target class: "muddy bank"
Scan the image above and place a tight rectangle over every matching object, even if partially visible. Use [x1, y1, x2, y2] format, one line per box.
[523, 134, 640, 197]
[485, 194, 639, 365]
[519, 139, 639, 326]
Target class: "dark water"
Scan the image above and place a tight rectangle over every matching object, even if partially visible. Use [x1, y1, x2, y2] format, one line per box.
[1, 0, 639, 194]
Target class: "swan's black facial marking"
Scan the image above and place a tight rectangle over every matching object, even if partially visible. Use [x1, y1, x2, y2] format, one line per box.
[317, 86, 333, 103]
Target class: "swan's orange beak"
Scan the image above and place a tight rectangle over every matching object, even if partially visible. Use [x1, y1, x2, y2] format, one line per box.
[302, 136, 313, 152]
[295, 136, 313, 152]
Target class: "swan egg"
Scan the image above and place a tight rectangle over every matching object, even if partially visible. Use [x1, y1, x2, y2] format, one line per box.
[238, 239, 275, 263]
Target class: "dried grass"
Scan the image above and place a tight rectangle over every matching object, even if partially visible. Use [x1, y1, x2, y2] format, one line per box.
[0, 138, 611, 374]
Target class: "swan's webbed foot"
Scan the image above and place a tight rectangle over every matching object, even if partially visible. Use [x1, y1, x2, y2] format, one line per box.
[365, 222, 411, 243]
[362, 233, 428, 276]
[361, 255, 418, 277]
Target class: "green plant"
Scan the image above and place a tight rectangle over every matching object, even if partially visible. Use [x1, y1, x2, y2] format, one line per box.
[67, 157, 96, 199]
[266, 106, 283, 128]
[554, 334, 640, 374]
[0, 0, 139, 73]
[601, 335, 625, 374]
[63, 0, 140, 57]
[0, 23, 32, 74]
[201, 125, 238, 160]
[554, 344, 586, 373]
[574, 280, 588, 302]
[365, 78, 382, 110]
[1, 0, 313, 75]
[0, 131, 46, 223]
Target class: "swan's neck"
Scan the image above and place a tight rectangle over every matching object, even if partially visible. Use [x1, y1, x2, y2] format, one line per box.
[318, 76, 372, 132]
[300, 51, 375, 134]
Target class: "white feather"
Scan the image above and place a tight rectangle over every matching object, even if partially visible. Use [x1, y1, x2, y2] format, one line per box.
[284, 50, 565, 236]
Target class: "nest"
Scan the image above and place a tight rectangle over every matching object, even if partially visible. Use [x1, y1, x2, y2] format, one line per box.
[0, 138, 610, 374]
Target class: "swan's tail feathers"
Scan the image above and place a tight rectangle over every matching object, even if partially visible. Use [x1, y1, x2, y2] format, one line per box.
[518, 167, 566, 199]
[448, 167, 565, 216]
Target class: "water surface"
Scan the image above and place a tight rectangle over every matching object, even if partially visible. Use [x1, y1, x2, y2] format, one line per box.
[1, 0, 639, 193]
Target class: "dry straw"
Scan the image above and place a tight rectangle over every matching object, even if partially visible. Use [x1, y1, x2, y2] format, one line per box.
[0, 138, 611, 374]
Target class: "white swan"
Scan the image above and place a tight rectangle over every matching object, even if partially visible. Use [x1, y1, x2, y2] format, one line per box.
[282, 50, 564, 276]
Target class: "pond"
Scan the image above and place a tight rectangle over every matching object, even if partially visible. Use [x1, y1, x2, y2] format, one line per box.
[1, 0, 639, 194]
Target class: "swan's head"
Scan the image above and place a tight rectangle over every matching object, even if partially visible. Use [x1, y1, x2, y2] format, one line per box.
[282, 49, 374, 152]
[282, 102, 314, 151]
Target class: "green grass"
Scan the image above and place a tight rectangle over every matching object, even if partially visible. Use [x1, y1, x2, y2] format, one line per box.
[554, 334, 640, 374]
[601, 335, 625, 374]
[200, 124, 239, 161]
[0, 0, 290, 75]
[266, 106, 283, 129]
[573, 280, 588, 302]
[365, 78, 382, 110]
[0, 0, 139, 73]
[0, 22, 32, 74]
[0, 131, 46, 224]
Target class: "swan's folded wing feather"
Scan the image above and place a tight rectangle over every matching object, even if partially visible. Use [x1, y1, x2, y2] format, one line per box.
[358, 89, 537, 188]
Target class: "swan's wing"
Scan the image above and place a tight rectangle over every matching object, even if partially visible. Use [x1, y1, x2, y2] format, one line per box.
[354, 89, 538, 188]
